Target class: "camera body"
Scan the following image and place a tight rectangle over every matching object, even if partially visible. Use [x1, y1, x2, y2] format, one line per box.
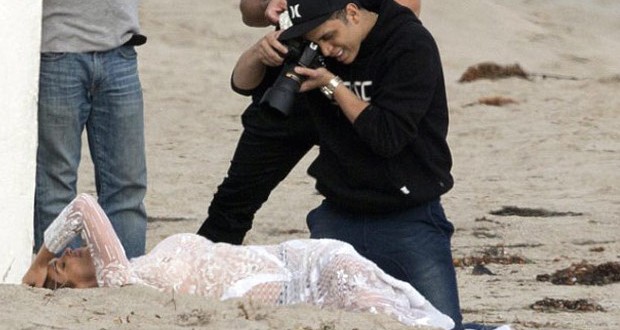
[260, 39, 324, 116]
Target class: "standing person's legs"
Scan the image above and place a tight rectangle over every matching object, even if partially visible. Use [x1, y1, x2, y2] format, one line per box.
[307, 199, 464, 330]
[35, 52, 92, 252]
[198, 103, 316, 244]
[88, 45, 147, 258]
[198, 129, 313, 244]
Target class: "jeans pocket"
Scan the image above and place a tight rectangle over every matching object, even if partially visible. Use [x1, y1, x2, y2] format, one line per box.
[40, 52, 68, 61]
[117, 45, 138, 59]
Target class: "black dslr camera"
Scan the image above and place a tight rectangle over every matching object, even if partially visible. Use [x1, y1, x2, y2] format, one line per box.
[260, 39, 324, 116]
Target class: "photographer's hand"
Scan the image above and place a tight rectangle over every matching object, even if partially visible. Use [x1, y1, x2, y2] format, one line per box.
[255, 30, 288, 67]
[296, 67, 369, 123]
[232, 30, 288, 91]
[296, 67, 334, 92]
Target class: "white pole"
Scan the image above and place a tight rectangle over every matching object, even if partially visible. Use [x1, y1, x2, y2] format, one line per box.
[0, 1, 42, 283]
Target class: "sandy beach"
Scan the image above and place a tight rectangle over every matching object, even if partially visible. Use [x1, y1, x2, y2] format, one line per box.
[5, 0, 619, 329]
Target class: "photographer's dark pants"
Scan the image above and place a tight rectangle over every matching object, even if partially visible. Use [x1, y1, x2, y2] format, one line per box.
[197, 101, 317, 244]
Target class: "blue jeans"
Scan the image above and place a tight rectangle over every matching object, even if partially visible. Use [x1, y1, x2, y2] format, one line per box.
[307, 199, 464, 330]
[35, 45, 147, 258]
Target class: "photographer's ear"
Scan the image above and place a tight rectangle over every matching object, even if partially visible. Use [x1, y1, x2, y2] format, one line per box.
[345, 3, 361, 24]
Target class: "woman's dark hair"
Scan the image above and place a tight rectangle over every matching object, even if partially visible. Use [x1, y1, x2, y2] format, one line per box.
[44, 275, 71, 290]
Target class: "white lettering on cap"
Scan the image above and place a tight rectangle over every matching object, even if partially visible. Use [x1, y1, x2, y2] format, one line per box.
[290, 4, 302, 19]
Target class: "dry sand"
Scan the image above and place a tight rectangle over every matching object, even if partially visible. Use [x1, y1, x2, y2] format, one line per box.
[5, 0, 619, 329]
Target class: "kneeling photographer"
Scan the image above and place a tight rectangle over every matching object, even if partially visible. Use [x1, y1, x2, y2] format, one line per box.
[198, 0, 424, 257]
[246, 0, 497, 330]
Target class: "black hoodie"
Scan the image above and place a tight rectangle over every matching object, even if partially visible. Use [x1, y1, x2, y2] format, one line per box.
[306, 0, 453, 214]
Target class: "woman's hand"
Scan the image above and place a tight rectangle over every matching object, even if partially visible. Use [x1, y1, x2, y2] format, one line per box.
[22, 246, 55, 287]
[22, 262, 48, 288]
[295, 67, 336, 92]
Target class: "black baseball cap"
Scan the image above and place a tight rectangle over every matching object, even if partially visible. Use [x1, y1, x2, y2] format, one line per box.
[279, 0, 358, 41]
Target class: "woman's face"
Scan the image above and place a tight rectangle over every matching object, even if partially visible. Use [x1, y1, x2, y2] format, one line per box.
[46, 247, 97, 289]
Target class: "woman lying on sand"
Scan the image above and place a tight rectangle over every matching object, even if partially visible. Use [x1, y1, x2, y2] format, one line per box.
[23, 193, 454, 329]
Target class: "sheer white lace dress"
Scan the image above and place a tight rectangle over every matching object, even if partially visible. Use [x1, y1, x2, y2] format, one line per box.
[43, 194, 454, 329]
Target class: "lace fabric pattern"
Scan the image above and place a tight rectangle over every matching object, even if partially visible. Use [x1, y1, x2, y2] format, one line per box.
[44, 194, 133, 287]
[43, 194, 454, 329]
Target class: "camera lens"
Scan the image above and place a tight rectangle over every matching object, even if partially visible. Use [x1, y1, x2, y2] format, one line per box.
[260, 41, 322, 116]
